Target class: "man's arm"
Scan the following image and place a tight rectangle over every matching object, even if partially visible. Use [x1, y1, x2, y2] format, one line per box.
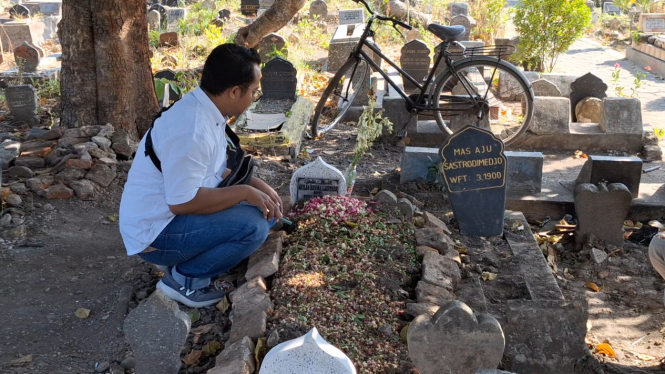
[168, 183, 281, 219]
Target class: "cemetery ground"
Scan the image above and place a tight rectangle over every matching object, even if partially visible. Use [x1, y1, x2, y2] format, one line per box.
[4, 1, 665, 374]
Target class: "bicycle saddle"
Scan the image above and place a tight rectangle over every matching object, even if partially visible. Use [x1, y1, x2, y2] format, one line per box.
[427, 24, 465, 42]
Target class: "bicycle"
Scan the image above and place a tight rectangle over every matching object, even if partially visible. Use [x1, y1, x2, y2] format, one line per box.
[310, 0, 534, 145]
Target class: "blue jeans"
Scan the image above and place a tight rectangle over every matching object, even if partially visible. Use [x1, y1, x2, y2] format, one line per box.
[139, 203, 272, 289]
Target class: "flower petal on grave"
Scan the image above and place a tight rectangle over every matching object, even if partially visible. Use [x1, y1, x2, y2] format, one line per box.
[596, 343, 617, 359]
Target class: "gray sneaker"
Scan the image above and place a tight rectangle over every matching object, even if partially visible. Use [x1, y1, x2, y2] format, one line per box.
[157, 270, 228, 308]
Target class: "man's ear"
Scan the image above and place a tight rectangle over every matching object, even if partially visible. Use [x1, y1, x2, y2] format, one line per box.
[228, 86, 240, 99]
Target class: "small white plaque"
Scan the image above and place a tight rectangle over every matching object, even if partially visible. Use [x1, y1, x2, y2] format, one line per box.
[289, 157, 346, 203]
[339, 8, 365, 25]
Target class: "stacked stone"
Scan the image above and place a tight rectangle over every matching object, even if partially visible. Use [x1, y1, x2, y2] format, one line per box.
[1, 123, 136, 203]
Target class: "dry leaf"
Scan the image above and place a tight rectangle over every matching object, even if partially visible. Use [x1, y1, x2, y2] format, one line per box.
[370, 188, 379, 195]
[202, 341, 221, 356]
[345, 221, 357, 228]
[216, 296, 230, 313]
[191, 324, 214, 335]
[511, 221, 524, 231]
[636, 353, 656, 361]
[74, 308, 91, 319]
[574, 150, 588, 159]
[255, 338, 266, 366]
[182, 350, 202, 366]
[586, 282, 600, 292]
[188, 309, 201, 323]
[9, 355, 33, 366]
[482, 272, 498, 281]
[596, 343, 617, 358]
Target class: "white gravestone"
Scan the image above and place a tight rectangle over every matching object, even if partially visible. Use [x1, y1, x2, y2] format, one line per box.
[166, 8, 187, 32]
[148, 10, 161, 32]
[201, 0, 216, 10]
[290, 157, 347, 203]
[339, 8, 365, 25]
[640, 14, 665, 33]
[260, 327, 356, 374]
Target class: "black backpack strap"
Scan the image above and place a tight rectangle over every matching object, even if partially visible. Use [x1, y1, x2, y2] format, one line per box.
[144, 128, 162, 172]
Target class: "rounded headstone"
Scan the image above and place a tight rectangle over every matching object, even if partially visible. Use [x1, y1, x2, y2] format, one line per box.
[14, 41, 40, 72]
[9, 4, 30, 19]
[575, 97, 603, 123]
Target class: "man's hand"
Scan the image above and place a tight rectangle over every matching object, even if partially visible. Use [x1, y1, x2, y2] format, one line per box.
[250, 177, 283, 213]
[245, 185, 281, 220]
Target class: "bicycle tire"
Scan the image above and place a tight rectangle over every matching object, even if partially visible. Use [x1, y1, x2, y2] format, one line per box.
[311, 57, 370, 138]
[432, 56, 534, 145]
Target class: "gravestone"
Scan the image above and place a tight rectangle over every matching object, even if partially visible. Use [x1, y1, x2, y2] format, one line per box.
[309, 0, 328, 21]
[26, 41, 44, 58]
[14, 41, 39, 72]
[148, 10, 161, 31]
[408, 301, 505, 374]
[9, 4, 30, 18]
[531, 79, 562, 97]
[241, 0, 260, 15]
[219, 9, 231, 19]
[600, 97, 642, 134]
[149, 4, 167, 21]
[450, 3, 469, 17]
[201, 0, 216, 10]
[260, 328, 356, 373]
[261, 57, 297, 99]
[400, 39, 431, 93]
[159, 31, 179, 47]
[339, 8, 364, 25]
[289, 157, 346, 203]
[166, 8, 187, 31]
[450, 15, 474, 41]
[5, 85, 39, 126]
[154, 69, 182, 104]
[439, 126, 507, 236]
[124, 290, 190, 374]
[640, 14, 665, 33]
[569, 73, 607, 122]
[576, 155, 642, 198]
[163, 0, 179, 6]
[209, 17, 224, 28]
[259, 33, 287, 63]
[603, 1, 620, 15]
[406, 29, 424, 42]
[574, 183, 632, 246]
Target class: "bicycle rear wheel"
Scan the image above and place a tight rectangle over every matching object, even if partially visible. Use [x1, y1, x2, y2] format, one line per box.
[311, 58, 370, 138]
[432, 56, 534, 145]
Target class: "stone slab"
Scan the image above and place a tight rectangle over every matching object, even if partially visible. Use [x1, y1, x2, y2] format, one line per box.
[529, 97, 571, 135]
[626, 47, 665, 78]
[575, 155, 642, 198]
[504, 211, 564, 301]
[599, 97, 643, 134]
[0, 20, 45, 52]
[574, 183, 632, 246]
[245, 232, 283, 280]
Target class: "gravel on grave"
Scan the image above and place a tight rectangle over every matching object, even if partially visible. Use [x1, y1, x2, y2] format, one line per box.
[267, 197, 419, 373]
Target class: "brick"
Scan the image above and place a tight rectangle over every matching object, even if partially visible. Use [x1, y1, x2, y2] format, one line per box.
[245, 234, 282, 279]
[416, 245, 438, 257]
[423, 212, 451, 235]
[85, 164, 116, 187]
[211, 336, 255, 374]
[227, 310, 267, 345]
[39, 184, 74, 199]
[26, 175, 54, 192]
[65, 158, 93, 170]
[406, 302, 440, 317]
[421, 251, 461, 292]
[14, 156, 45, 169]
[415, 281, 455, 305]
[415, 227, 455, 255]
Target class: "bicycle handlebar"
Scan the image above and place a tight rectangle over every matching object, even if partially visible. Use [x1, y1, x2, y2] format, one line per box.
[351, 0, 413, 30]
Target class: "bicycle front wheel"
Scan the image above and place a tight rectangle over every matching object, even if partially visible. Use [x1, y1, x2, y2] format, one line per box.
[311, 58, 370, 138]
[432, 57, 534, 145]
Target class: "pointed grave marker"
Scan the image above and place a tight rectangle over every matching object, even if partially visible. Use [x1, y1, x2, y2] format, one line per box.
[290, 157, 347, 203]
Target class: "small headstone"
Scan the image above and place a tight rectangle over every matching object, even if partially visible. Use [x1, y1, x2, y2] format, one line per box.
[124, 289, 191, 374]
[400, 39, 431, 93]
[219, 9, 231, 19]
[159, 32, 179, 47]
[163, 0, 179, 6]
[148, 10, 161, 31]
[575, 97, 602, 123]
[166, 8, 187, 32]
[439, 126, 507, 237]
[161, 54, 178, 68]
[574, 183, 632, 246]
[26, 41, 44, 58]
[530, 97, 570, 135]
[201, 0, 216, 10]
[640, 14, 665, 33]
[209, 17, 224, 28]
[260, 57, 297, 99]
[289, 157, 347, 203]
[14, 41, 39, 72]
[241, 0, 260, 15]
[259, 33, 287, 63]
[6, 84, 39, 126]
[531, 79, 562, 97]
[339, 8, 365, 25]
[260, 327, 356, 373]
[149, 4, 167, 21]
[406, 29, 424, 43]
[600, 97, 642, 134]
[407, 301, 505, 374]
[450, 3, 469, 17]
[569, 73, 607, 122]
[154, 69, 182, 103]
[603, 1, 620, 15]
[450, 15, 475, 41]
[309, 0, 328, 21]
[575, 155, 642, 198]
[9, 4, 30, 19]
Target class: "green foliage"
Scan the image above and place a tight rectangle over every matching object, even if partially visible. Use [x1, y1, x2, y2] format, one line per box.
[154, 77, 181, 104]
[513, 0, 592, 72]
[635, 0, 663, 12]
[264, 44, 288, 63]
[178, 4, 217, 36]
[612, 0, 635, 12]
[149, 30, 161, 49]
[352, 96, 393, 167]
[33, 78, 60, 100]
[469, 0, 508, 44]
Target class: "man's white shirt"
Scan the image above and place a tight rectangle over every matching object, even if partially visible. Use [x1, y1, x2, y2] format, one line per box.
[119, 87, 228, 255]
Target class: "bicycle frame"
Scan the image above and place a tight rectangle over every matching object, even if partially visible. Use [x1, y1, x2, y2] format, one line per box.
[347, 15, 482, 115]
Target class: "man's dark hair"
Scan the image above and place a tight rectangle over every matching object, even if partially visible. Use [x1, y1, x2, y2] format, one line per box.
[200, 44, 261, 96]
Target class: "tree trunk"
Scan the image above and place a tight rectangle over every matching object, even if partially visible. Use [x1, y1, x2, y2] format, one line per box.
[234, 0, 306, 49]
[60, 0, 159, 140]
